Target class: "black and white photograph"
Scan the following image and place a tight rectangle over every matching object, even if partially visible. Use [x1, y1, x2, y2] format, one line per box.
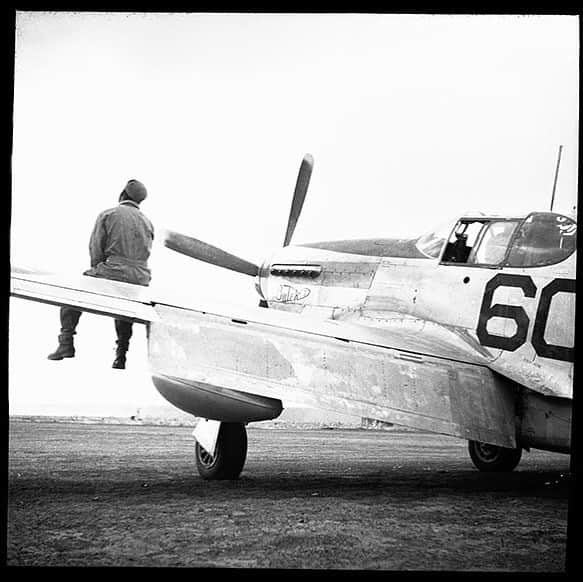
[8, 10, 577, 571]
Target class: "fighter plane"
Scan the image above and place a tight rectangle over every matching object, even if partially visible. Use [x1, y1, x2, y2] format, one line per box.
[10, 154, 576, 480]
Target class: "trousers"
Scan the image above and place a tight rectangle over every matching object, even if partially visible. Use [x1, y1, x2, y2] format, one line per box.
[59, 306, 133, 348]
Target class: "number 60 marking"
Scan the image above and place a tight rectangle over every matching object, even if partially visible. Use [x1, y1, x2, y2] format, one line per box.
[476, 274, 575, 362]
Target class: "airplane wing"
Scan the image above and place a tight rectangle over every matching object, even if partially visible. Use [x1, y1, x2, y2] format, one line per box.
[148, 301, 519, 447]
[10, 267, 521, 449]
[10, 267, 158, 323]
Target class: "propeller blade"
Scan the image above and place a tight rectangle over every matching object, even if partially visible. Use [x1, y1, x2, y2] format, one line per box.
[163, 230, 259, 277]
[283, 153, 314, 247]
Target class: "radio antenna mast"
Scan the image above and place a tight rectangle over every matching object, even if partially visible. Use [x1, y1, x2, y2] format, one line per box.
[550, 144, 563, 212]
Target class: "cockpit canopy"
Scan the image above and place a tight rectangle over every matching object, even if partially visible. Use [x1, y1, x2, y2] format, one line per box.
[416, 212, 577, 268]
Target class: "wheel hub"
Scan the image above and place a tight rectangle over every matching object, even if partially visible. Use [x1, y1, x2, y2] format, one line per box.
[475, 442, 500, 462]
[197, 445, 217, 469]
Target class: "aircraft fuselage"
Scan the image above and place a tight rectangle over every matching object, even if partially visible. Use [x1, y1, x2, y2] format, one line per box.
[255, 212, 575, 453]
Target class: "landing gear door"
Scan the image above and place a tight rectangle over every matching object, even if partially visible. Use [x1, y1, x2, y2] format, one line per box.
[193, 419, 221, 456]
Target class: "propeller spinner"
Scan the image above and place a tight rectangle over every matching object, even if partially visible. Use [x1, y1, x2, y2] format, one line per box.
[163, 154, 314, 276]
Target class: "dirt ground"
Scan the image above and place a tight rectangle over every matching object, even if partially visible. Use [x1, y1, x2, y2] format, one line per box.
[6, 419, 572, 570]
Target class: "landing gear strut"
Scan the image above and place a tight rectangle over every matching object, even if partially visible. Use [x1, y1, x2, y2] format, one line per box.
[195, 422, 248, 480]
[468, 440, 522, 472]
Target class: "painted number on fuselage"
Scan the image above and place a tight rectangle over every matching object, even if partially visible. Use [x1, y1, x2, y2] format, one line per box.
[476, 273, 575, 362]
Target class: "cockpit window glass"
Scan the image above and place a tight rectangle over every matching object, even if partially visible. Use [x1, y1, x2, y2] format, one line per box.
[440, 220, 486, 263]
[506, 213, 577, 268]
[416, 218, 456, 258]
[468, 220, 519, 265]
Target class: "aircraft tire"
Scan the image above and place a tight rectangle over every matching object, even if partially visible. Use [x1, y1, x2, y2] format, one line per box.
[195, 422, 248, 480]
[467, 440, 522, 472]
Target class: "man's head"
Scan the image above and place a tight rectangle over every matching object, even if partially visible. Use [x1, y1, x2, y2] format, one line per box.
[119, 179, 148, 204]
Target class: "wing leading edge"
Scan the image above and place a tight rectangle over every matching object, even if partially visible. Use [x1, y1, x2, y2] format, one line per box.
[10, 268, 157, 323]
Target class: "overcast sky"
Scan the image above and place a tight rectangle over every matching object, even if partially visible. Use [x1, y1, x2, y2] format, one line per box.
[9, 12, 579, 416]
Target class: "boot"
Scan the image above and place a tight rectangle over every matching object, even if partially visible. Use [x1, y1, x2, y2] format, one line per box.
[112, 344, 127, 369]
[112, 319, 132, 369]
[47, 307, 81, 361]
[47, 333, 75, 360]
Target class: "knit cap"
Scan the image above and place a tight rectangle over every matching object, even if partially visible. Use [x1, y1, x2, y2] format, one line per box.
[124, 179, 147, 203]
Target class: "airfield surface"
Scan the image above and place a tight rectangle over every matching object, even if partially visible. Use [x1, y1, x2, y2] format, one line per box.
[7, 419, 571, 570]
